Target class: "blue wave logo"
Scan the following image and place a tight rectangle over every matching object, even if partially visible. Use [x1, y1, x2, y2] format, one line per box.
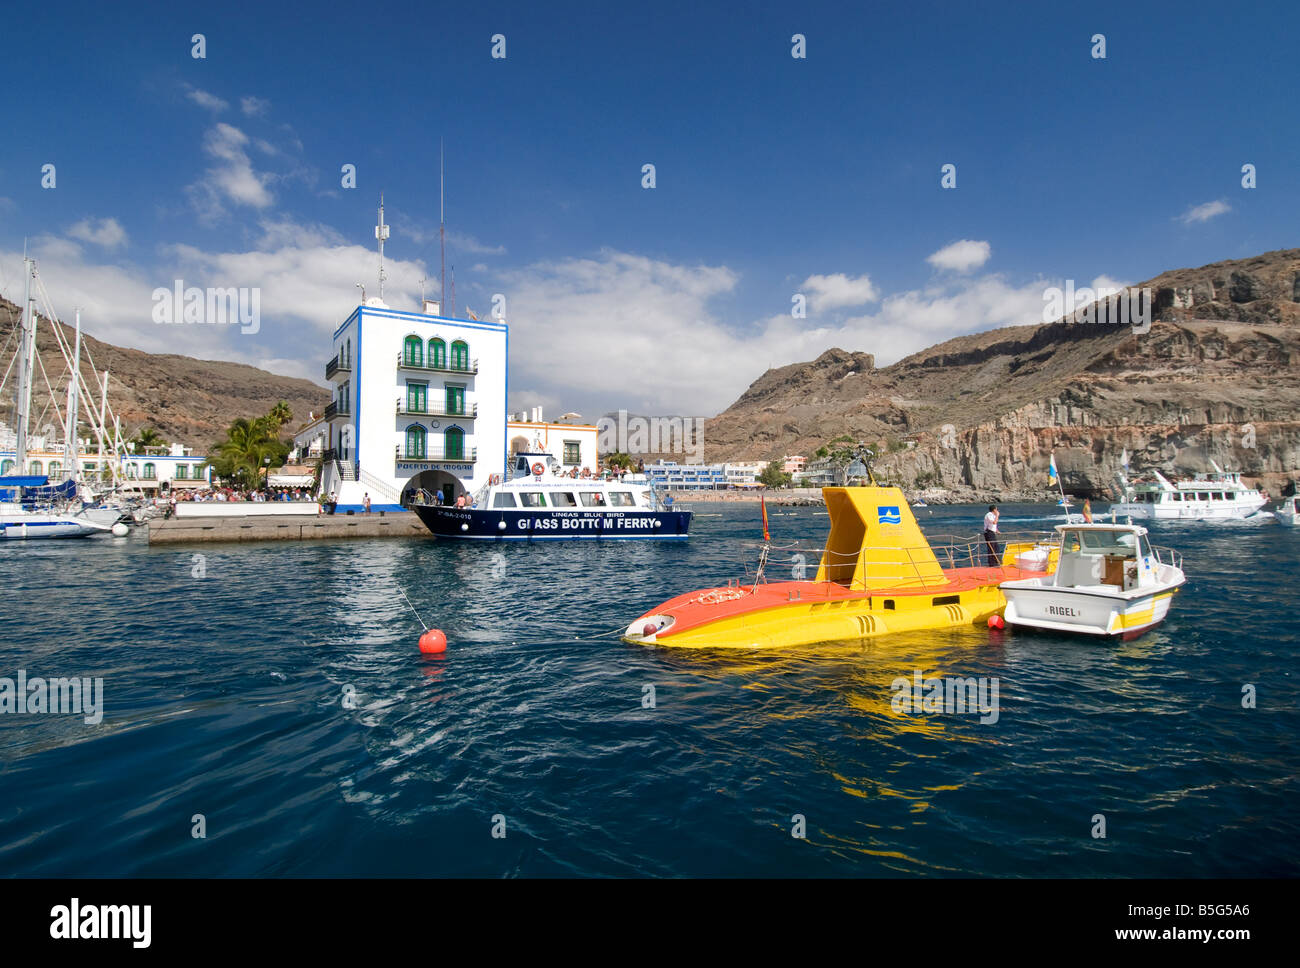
[878, 506, 901, 525]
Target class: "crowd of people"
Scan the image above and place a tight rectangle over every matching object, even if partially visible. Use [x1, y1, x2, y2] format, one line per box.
[170, 487, 315, 503]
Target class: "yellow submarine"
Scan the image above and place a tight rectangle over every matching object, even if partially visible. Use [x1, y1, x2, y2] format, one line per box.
[623, 485, 1056, 649]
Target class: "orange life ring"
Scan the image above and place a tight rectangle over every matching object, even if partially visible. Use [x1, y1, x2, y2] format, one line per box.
[532, 462, 545, 476]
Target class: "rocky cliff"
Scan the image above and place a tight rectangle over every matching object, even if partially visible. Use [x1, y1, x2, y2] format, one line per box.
[0, 296, 330, 450]
[704, 249, 1300, 499]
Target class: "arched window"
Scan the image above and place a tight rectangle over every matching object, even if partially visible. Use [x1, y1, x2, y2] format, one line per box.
[405, 424, 427, 459]
[403, 335, 423, 367]
[445, 426, 465, 460]
[429, 338, 446, 369]
[0, 459, 14, 474]
[450, 340, 469, 370]
[48, 461, 61, 479]
[143, 462, 156, 479]
[29, 460, 42, 475]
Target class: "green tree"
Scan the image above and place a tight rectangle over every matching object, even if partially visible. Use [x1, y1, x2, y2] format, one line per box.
[268, 400, 293, 429]
[759, 460, 792, 488]
[132, 427, 166, 454]
[605, 451, 634, 470]
[204, 411, 290, 488]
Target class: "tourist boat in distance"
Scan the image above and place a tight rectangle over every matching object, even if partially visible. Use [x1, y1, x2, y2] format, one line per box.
[1112, 462, 1267, 520]
[410, 452, 692, 540]
[1000, 522, 1184, 640]
[623, 485, 1056, 649]
[1276, 495, 1299, 526]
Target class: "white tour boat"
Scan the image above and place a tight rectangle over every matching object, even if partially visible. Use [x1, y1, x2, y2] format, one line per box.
[1111, 462, 1267, 521]
[1000, 522, 1185, 640]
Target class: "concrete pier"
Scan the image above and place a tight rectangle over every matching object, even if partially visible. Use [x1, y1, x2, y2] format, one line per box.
[146, 511, 431, 544]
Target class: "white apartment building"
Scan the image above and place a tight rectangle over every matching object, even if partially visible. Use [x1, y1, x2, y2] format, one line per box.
[320, 298, 507, 511]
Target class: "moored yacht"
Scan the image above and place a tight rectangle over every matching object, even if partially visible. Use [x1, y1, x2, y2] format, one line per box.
[410, 452, 692, 540]
[0, 476, 121, 539]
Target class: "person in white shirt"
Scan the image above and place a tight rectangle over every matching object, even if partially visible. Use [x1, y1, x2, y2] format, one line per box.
[983, 505, 1000, 567]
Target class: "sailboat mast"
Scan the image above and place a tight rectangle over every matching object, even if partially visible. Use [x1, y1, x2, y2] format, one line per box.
[63, 309, 82, 481]
[96, 370, 108, 478]
[14, 255, 36, 471]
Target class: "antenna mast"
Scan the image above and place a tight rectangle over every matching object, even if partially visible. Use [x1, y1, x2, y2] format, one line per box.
[375, 193, 389, 301]
[440, 140, 446, 316]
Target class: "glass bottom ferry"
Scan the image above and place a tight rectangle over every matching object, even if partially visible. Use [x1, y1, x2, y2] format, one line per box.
[410, 453, 692, 540]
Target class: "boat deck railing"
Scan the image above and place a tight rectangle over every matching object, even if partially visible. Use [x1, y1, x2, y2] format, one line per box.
[1148, 544, 1183, 571]
[735, 530, 1059, 589]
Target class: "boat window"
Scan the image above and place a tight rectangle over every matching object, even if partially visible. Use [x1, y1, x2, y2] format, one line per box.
[551, 492, 578, 507]
[519, 492, 546, 508]
[609, 491, 636, 507]
[1213, 492, 1224, 501]
[1198, 492, 1210, 501]
[579, 491, 607, 507]
[492, 492, 518, 508]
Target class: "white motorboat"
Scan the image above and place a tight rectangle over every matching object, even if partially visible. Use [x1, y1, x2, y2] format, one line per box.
[1112, 462, 1266, 520]
[0, 477, 119, 539]
[1276, 495, 1299, 526]
[999, 522, 1185, 640]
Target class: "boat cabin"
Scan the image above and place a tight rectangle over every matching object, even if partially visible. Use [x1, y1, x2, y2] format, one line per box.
[1053, 524, 1155, 592]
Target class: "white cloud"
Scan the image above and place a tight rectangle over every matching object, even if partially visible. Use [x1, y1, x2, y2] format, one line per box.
[0, 219, 428, 376]
[0, 232, 1057, 430]
[188, 123, 274, 220]
[799, 272, 878, 311]
[501, 252, 1049, 418]
[1179, 199, 1230, 224]
[927, 239, 991, 273]
[240, 96, 271, 116]
[67, 217, 128, 250]
[185, 87, 229, 112]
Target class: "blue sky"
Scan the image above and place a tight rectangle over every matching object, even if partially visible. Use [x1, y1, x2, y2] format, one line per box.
[2, 0, 1296, 422]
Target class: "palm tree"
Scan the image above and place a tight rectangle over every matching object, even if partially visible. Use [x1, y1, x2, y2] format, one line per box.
[268, 400, 293, 430]
[205, 416, 289, 488]
[132, 427, 166, 455]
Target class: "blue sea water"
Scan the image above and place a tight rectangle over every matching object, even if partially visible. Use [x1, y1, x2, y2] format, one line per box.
[0, 503, 1297, 877]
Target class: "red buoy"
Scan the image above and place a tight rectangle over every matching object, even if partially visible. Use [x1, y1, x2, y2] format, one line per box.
[418, 629, 448, 654]
[642, 623, 658, 637]
[987, 614, 1006, 630]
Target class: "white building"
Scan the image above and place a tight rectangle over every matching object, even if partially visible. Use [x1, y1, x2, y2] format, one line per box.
[0, 438, 211, 492]
[320, 298, 508, 511]
[723, 461, 768, 486]
[507, 408, 600, 473]
[291, 415, 327, 462]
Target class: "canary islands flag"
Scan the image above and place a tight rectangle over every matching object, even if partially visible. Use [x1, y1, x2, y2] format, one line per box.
[761, 494, 770, 542]
[1048, 453, 1058, 482]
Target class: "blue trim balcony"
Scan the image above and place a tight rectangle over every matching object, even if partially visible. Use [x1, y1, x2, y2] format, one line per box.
[396, 445, 476, 464]
[397, 353, 478, 375]
[396, 401, 478, 419]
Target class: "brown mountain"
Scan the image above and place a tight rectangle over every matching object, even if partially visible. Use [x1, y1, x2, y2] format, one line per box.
[704, 248, 1300, 499]
[0, 296, 330, 451]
